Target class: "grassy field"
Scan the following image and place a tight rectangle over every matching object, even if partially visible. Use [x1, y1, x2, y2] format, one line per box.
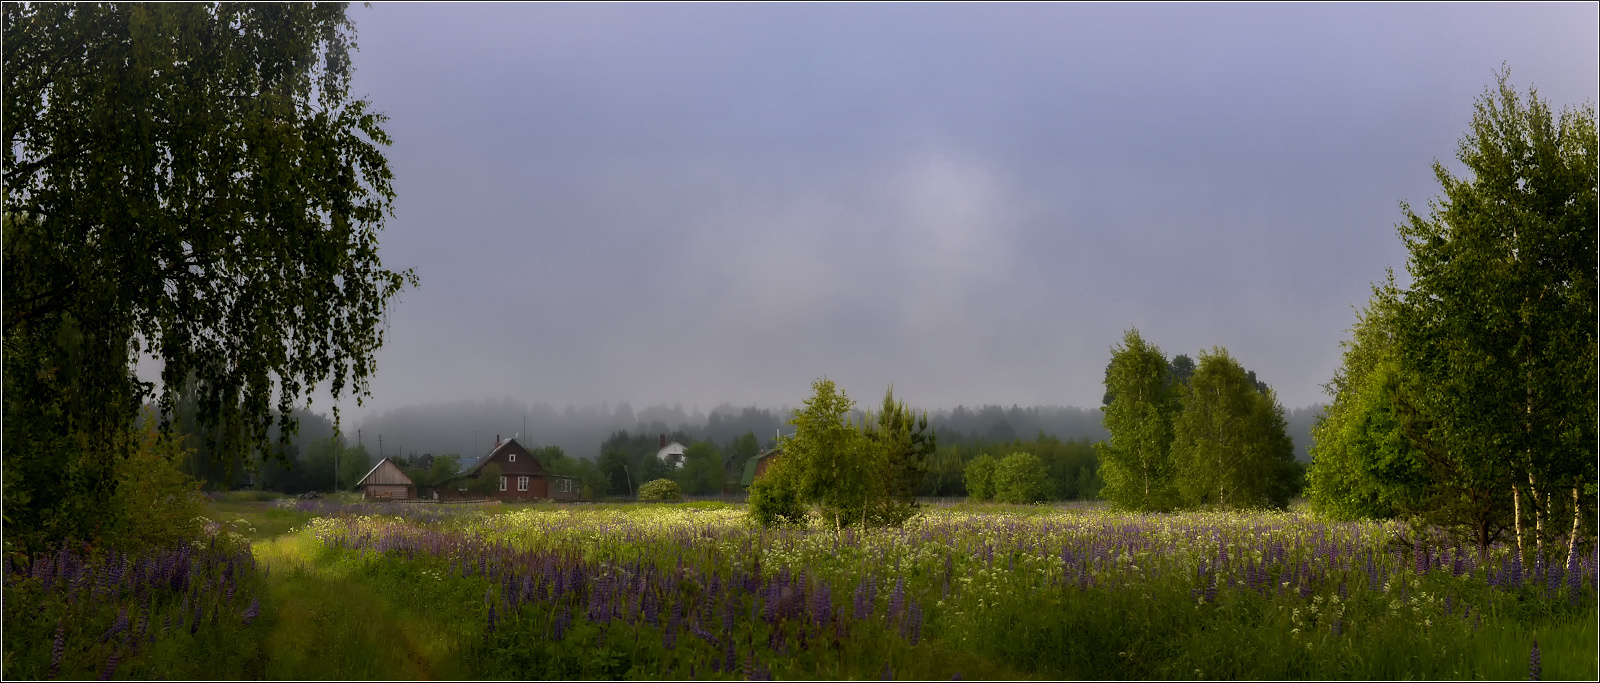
[4, 497, 1594, 680]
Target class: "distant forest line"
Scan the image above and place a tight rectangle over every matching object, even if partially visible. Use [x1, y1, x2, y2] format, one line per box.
[191, 399, 1324, 492]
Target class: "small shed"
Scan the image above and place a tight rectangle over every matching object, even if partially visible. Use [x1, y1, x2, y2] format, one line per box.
[740, 448, 783, 489]
[357, 458, 416, 500]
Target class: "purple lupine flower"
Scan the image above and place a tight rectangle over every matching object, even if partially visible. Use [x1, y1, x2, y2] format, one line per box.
[882, 662, 894, 680]
[98, 647, 120, 681]
[242, 597, 261, 626]
[1528, 636, 1541, 681]
[664, 598, 680, 650]
[485, 603, 497, 638]
[887, 576, 906, 623]
[853, 577, 873, 620]
[906, 602, 923, 645]
[49, 619, 64, 679]
[1510, 552, 1525, 588]
[811, 581, 832, 626]
[723, 637, 736, 673]
[101, 608, 129, 643]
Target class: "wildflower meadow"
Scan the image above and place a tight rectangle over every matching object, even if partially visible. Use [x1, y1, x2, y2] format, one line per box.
[6, 498, 1592, 680]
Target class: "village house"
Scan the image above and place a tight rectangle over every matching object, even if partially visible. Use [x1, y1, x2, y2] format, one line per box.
[440, 436, 580, 501]
[357, 457, 416, 500]
[655, 434, 688, 468]
[739, 447, 783, 490]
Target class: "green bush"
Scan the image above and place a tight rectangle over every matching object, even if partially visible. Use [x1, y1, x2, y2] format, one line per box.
[105, 414, 207, 552]
[748, 473, 807, 526]
[964, 454, 998, 501]
[637, 478, 682, 502]
[994, 452, 1051, 503]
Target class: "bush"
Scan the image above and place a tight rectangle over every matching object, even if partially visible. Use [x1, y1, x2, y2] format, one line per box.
[637, 478, 682, 502]
[105, 414, 207, 552]
[994, 452, 1051, 503]
[748, 474, 807, 527]
[964, 454, 998, 501]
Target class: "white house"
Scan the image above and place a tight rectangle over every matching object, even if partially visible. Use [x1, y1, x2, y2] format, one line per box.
[655, 434, 687, 468]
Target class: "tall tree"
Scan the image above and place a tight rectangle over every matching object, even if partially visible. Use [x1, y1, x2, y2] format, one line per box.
[1094, 328, 1180, 512]
[1390, 71, 1596, 560]
[4, 3, 414, 550]
[861, 386, 937, 526]
[1170, 347, 1298, 510]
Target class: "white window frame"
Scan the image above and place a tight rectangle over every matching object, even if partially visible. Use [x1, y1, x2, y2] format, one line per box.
[517, 476, 529, 492]
[499, 475, 507, 491]
[508, 453, 516, 462]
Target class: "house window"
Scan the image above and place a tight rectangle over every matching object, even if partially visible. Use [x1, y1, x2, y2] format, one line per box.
[558, 478, 571, 493]
[499, 476, 507, 491]
[508, 453, 516, 462]
[517, 476, 529, 492]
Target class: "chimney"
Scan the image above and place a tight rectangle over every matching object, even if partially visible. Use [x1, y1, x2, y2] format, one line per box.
[496, 435, 500, 446]
[660, 434, 666, 449]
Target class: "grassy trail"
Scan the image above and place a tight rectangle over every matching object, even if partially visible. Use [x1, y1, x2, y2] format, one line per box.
[253, 534, 467, 680]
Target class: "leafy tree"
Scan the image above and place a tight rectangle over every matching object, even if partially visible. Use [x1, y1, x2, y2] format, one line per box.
[1384, 72, 1594, 559]
[469, 463, 505, 496]
[1306, 289, 1432, 521]
[768, 378, 876, 529]
[1170, 347, 1298, 510]
[723, 432, 762, 491]
[1094, 329, 1180, 512]
[638, 478, 683, 502]
[994, 452, 1050, 504]
[674, 441, 724, 496]
[964, 454, 998, 502]
[2, 4, 414, 551]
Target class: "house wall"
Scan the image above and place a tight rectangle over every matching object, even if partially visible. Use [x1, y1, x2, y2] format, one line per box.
[364, 484, 413, 499]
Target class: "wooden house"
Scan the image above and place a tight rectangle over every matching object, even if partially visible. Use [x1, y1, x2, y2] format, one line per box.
[441, 436, 580, 501]
[357, 458, 416, 499]
[739, 447, 784, 490]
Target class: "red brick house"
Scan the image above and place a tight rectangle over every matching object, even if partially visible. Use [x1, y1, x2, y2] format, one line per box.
[441, 436, 580, 501]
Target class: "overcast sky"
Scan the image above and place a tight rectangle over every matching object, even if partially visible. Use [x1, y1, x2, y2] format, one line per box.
[315, 2, 1597, 425]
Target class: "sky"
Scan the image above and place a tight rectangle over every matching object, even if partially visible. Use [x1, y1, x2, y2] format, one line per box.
[310, 2, 1597, 426]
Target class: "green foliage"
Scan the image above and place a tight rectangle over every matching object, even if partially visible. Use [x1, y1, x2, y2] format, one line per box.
[1096, 328, 1180, 512]
[1310, 71, 1595, 556]
[993, 452, 1050, 504]
[469, 463, 504, 495]
[724, 431, 762, 489]
[861, 386, 937, 526]
[747, 466, 808, 526]
[105, 413, 208, 552]
[964, 454, 998, 502]
[2, 3, 413, 552]
[771, 378, 872, 528]
[1170, 347, 1299, 510]
[672, 441, 724, 496]
[1307, 292, 1430, 521]
[637, 478, 683, 502]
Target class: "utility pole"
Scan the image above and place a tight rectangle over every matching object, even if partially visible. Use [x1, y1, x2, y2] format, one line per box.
[623, 464, 635, 499]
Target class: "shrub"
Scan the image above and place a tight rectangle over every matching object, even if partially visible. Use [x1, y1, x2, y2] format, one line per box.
[748, 473, 807, 526]
[637, 478, 682, 502]
[994, 452, 1050, 503]
[964, 454, 998, 501]
[105, 414, 207, 552]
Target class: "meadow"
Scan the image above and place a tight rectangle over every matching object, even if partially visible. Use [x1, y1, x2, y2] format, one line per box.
[4, 497, 1594, 680]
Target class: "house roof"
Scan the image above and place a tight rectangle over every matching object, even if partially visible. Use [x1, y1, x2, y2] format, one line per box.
[464, 438, 546, 477]
[739, 448, 783, 487]
[357, 458, 415, 487]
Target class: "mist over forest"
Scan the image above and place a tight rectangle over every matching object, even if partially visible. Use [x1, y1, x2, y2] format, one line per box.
[294, 399, 1323, 466]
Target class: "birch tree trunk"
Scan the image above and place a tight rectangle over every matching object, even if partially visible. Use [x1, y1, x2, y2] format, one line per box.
[1513, 484, 1525, 558]
[1568, 486, 1581, 567]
